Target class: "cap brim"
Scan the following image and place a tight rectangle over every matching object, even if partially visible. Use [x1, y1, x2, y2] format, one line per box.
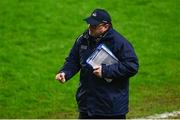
[84, 17, 101, 26]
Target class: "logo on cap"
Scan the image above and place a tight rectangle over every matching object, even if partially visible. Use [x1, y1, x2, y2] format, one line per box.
[92, 12, 97, 17]
[102, 20, 108, 23]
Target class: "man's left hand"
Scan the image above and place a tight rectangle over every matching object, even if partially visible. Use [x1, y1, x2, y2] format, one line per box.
[93, 66, 102, 78]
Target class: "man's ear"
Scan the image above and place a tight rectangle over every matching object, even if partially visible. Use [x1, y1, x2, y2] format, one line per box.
[104, 24, 110, 29]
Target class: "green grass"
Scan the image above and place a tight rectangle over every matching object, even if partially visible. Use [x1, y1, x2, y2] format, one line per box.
[0, 0, 179, 119]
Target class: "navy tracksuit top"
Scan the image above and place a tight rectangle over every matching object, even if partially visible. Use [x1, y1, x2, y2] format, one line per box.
[59, 27, 139, 116]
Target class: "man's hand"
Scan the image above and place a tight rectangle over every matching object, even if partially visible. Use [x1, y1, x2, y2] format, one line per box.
[55, 72, 66, 83]
[93, 66, 102, 78]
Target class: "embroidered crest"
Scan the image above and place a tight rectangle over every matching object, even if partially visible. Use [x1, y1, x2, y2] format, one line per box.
[81, 45, 87, 50]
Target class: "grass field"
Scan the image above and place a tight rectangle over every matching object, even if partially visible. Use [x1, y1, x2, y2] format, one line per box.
[0, 0, 179, 118]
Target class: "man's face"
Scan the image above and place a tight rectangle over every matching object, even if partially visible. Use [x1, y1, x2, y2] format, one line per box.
[88, 23, 109, 37]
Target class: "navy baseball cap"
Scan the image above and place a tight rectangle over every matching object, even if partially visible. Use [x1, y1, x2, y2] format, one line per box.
[84, 9, 111, 25]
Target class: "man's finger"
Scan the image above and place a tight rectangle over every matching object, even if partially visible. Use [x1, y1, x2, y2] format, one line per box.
[59, 74, 66, 83]
[56, 74, 62, 80]
[61, 79, 65, 83]
[55, 74, 60, 80]
[93, 70, 100, 76]
[55, 73, 66, 83]
[93, 67, 100, 70]
[93, 69, 98, 73]
[58, 76, 63, 80]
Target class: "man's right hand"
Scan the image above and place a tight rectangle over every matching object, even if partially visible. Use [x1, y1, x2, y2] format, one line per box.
[55, 72, 66, 83]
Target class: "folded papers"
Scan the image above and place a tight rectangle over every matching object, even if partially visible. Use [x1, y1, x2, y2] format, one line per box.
[86, 44, 119, 82]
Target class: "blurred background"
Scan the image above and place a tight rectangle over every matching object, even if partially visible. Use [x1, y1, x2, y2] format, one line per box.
[0, 0, 179, 118]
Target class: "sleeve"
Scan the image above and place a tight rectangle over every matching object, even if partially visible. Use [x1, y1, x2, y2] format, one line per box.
[102, 41, 139, 80]
[58, 38, 81, 81]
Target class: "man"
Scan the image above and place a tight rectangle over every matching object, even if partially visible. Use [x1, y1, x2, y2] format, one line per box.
[56, 8, 139, 119]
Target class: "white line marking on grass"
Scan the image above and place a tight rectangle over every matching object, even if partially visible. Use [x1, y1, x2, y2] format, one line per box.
[141, 111, 180, 119]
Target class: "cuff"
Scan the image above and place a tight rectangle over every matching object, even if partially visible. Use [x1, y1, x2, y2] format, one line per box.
[102, 64, 108, 78]
[102, 64, 113, 83]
